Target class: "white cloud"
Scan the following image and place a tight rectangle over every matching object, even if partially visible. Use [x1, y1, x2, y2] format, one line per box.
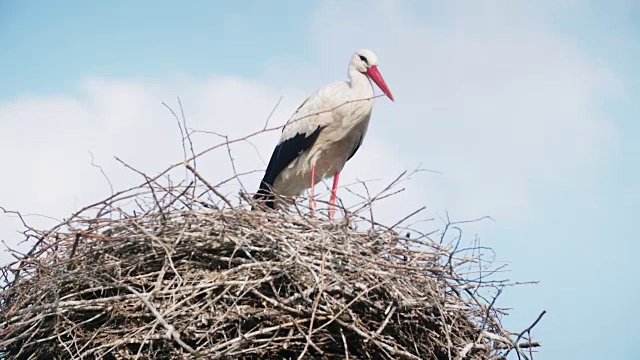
[0, 76, 296, 262]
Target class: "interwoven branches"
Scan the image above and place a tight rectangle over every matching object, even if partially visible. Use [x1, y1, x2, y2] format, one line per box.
[0, 99, 544, 359]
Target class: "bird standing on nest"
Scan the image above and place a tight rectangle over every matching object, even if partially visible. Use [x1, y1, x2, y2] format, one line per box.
[253, 49, 394, 219]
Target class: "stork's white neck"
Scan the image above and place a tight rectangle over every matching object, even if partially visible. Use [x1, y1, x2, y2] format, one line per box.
[347, 67, 374, 99]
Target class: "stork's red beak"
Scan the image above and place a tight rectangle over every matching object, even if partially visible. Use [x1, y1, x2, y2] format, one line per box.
[366, 65, 394, 101]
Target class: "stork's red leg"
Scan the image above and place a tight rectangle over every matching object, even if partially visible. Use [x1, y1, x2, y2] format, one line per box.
[310, 164, 317, 216]
[329, 172, 340, 220]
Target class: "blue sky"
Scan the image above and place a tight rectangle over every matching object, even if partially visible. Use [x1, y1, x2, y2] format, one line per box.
[1, 1, 639, 359]
[0, 0, 313, 96]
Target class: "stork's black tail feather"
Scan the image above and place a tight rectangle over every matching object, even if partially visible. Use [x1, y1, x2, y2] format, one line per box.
[251, 180, 275, 210]
[252, 125, 325, 212]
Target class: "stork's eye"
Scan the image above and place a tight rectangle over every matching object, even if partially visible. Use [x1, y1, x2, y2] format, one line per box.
[359, 55, 369, 65]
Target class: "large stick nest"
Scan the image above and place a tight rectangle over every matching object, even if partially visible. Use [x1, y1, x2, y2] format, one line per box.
[0, 107, 543, 359]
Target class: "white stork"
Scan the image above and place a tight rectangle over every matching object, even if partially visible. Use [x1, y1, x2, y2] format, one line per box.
[253, 49, 394, 219]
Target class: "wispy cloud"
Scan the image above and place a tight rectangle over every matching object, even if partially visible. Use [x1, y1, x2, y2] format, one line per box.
[0, 76, 287, 251]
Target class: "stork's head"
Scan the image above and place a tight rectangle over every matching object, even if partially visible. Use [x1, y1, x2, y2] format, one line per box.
[351, 49, 394, 101]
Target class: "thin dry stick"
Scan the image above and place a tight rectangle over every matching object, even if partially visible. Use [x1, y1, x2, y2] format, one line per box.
[185, 163, 233, 208]
[340, 328, 350, 359]
[122, 285, 197, 356]
[263, 95, 283, 130]
[505, 310, 547, 359]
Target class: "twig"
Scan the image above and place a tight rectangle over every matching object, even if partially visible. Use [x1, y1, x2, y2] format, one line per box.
[123, 284, 198, 356]
[505, 310, 547, 358]
[184, 163, 232, 208]
[263, 95, 283, 130]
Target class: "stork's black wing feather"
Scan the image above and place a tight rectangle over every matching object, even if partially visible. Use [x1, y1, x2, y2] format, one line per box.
[346, 134, 364, 162]
[253, 125, 324, 209]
